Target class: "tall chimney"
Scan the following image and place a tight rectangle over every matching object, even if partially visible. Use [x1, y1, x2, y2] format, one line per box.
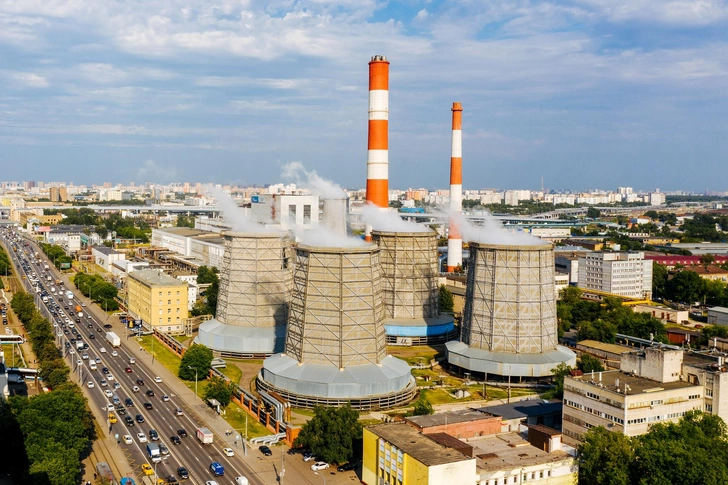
[447, 102, 463, 272]
[365, 55, 390, 241]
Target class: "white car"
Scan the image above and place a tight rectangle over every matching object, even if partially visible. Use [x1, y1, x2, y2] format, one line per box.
[113, 382, 121, 390]
[99, 347, 106, 353]
[235, 478, 250, 485]
[104, 390, 113, 398]
[311, 462, 330, 471]
[106, 374, 115, 381]
[106, 403, 115, 411]
[100, 379, 108, 387]
[111, 351, 118, 357]
[161, 395, 169, 402]
[69, 349, 75, 354]
[223, 447, 234, 457]
[87, 381, 95, 389]
[154, 376, 162, 383]
[95, 357, 102, 363]
[123, 434, 133, 444]
[132, 386, 140, 393]
[82, 353, 88, 360]
[129, 358, 135, 364]
[137, 433, 147, 443]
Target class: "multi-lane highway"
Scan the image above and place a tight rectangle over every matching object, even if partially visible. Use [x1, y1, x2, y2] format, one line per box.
[1, 229, 261, 485]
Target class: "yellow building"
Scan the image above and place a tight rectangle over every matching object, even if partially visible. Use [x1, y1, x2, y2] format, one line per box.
[127, 269, 188, 334]
[363, 422, 476, 485]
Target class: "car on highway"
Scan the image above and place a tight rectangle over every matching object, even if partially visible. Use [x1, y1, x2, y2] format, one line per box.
[136, 379, 145, 386]
[125, 398, 134, 407]
[132, 386, 140, 393]
[177, 429, 187, 438]
[107, 374, 115, 381]
[87, 381, 95, 389]
[99, 347, 106, 353]
[135, 414, 145, 423]
[113, 382, 121, 390]
[165, 477, 178, 484]
[108, 414, 117, 424]
[146, 389, 155, 397]
[104, 390, 113, 398]
[89, 334, 95, 339]
[104, 324, 112, 328]
[144, 402, 153, 410]
[137, 432, 147, 443]
[100, 379, 107, 387]
[234, 478, 249, 485]
[125, 367, 132, 373]
[142, 464, 153, 476]
[154, 376, 162, 383]
[106, 403, 115, 412]
[169, 435, 181, 445]
[162, 395, 170, 402]
[209, 462, 224, 476]
[111, 351, 118, 357]
[311, 462, 330, 471]
[124, 416, 135, 427]
[174, 408, 183, 416]
[204, 482, 218, 485]
[177, 467, 189, 479]
[102, 367, 109, 374]
[123, 434, 133, 444]
[149, 429, 159, 441]
[95, 357, 102, 363]
[116, 406, 126, 415]
[222, 448, 234, 457]
[129, 358, 136, 364]
[159, 443, 169, 456]
[259, 445, 273, 456]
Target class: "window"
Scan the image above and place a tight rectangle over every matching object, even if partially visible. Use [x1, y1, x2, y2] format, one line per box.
[167, 318, 171, 323]
[158, 318, 162, 324]
[158, 309, 162, 315]
[176, 290, 180, 296]
[176, 308, 180, 313]
[168, 308, 171, 313]
[288, 205, 297, 224]
[168, 300, 171, 305]
[168, 291, 171, 296]
[303, 204, 311, 223]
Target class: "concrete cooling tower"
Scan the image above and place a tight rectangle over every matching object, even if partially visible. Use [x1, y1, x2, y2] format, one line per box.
[196, 232, 293, 357]
[446, 242, 576, 378]
[371, 230, 456, 345]
[258, 244, 416, 410]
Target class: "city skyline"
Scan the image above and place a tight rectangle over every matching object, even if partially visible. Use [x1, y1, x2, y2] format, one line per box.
[1, 1, 727, 191]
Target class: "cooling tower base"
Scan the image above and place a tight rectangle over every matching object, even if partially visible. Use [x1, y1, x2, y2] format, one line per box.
[445, 341, 576, 378]
[257, 354, 416, 410]
[195, 319, 285, 358]
[384, 314, 457, 346]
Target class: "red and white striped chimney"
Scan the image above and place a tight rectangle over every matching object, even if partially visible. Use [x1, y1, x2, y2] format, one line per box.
[365, 55, 390, 241]
[447, 102, 463, 272]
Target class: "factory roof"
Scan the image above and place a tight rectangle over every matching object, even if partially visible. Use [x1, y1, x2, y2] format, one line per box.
[709, 306, 728, 315]
[576, 340, 635, 356]
[92, 246, 122, 255]
[406, 408, 498, 429]
[473, 432, 573, 472]
[155, 227, 210, 237]
[366, 422, 473, 467]
[567, 369, 700, 396]
[480, 399, 562, 421]
[128, 269, 187, 287]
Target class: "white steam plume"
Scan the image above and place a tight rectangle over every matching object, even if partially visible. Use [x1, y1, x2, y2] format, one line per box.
[282, 161, 347, 199]
[362, 203, 431, 233]
[206, 185, 271, 233]
[450, 210, 548, 246]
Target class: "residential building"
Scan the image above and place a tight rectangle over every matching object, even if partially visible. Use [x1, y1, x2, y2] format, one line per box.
[690, 265, 728, 282]
[91, 246, 126, 272]
[577, 251, 653, 299]
[49, 186, 68, 202]
[363, 422, 476, 485]
[126, 269, 188, 334]
[562, 347, 704, 446]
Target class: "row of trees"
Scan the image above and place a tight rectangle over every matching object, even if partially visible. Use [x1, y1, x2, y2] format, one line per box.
[557, 287, 667, 343]
[654, 264, 728, 307]
[43, 208, 151, 243]
[7, 290, 95, 484]
[73, 273, 120, 311]
[191, 266, 219, 316]
[178, 344, 237, 407]
[578, 411, 728, 485]
[39, 243, 73, 270]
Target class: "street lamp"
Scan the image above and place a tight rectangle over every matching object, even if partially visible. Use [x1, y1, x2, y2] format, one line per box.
[188, 366, 198, 398]
[314, 471, 327, 485]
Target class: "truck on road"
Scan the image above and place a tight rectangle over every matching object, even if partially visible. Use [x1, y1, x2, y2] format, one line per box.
[65, 290, 74, 300]
[196, 427, 214, 444]
[106, 332, 120, 347]
[146, 443, 161, 463]
[75, 305, 83, 317]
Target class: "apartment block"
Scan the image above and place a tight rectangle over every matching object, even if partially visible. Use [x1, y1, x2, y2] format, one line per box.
[577, 251, 653, 299]
[127, 269, 188, 334]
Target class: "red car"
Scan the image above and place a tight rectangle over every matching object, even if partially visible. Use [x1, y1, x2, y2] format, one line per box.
[125, 367, 132, 373]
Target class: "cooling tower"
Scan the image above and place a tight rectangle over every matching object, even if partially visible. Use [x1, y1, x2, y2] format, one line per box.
[195, 232, 293, 356]
[321, 197, 349, 237]
[446, 242, 576, 377]
[371, 230, 456, 345]
[258, 243, 416, 410]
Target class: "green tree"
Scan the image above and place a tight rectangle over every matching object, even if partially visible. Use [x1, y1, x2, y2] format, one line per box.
[667, 270, 706, 304]
[586, 207, 601, 219]
[203, 375, 236, 408]
[700, 253, 716, 267]
[439, 285, 454, 313]
[577, 318, 617, 343]
[294, 405, 362, 465]
[577, 354, 605, 373]
[578, 427, 635, 485]
[411, 397, 434, 416]
[11, 291, 36, 323]
[179, 344, 213, 381]
[652, 263, 668, 300]
[543, 362, 572, 399]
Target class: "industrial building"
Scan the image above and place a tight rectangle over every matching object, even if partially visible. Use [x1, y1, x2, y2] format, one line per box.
[446, 242, 576, 378]
[708, 306, 728, 326]
[196, 232, 293, 356]
[150, 227, 225, 269]
[577, 251, 653, 299]
[258, 243, 416, 409]
[91, 245, 125, 272]
[126, 269, 189, 334]
[249, 193, 320, 230]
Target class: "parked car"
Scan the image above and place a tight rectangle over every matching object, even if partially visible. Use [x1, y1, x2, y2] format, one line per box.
[259, 445, 273, 456]
[311, 462, 330, 471]
[337, 462, 358, 472]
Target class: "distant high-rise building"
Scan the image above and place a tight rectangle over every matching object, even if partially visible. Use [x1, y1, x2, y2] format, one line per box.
[49, 187, 68, 202]
[577, 251, 653, 299]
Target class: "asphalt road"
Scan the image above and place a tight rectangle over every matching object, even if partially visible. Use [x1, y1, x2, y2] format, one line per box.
[2, 231, 262, 485]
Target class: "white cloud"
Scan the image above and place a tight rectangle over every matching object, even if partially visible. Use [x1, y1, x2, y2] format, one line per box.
[12, 72, 49, 88]
[574, 0, 728, 25]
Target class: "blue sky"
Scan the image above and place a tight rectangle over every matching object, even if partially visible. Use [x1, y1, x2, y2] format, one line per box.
[1, 0, 727, 192]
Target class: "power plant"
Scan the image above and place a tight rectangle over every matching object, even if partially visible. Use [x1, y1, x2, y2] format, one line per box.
[191, 55, 571, 411]
[257, 243, 416, 409]
[446, 242, 576, 377]
[196, 231, 293, 356]
[371, 230, 456, 345]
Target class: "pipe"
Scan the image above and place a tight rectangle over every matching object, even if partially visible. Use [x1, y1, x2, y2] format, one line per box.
[447, 102, 463, 272]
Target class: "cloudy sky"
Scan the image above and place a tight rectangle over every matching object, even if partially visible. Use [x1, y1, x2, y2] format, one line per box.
[1, 0, 727, 192]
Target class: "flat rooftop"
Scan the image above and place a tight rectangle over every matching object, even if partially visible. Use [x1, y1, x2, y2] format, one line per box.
[480, 399, 562, 421]
[406, 408, 498, 429]
[367, 422, 473, 467]
[473, 432, 572, 472]
[128, 269, 186, 287]
[569, 369, 700, 396]
[577, 340, 635, 356]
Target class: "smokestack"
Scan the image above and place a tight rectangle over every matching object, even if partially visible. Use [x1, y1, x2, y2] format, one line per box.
[447, 102, 463, 272]
[365, 55, 390, 241]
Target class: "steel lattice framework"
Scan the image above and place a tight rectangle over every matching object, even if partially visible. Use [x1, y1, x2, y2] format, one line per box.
[462, 243, 558, 354]
[371, 230, 438, 320]
[284, 244, 387, 368]
[215, 232, 293, 328]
